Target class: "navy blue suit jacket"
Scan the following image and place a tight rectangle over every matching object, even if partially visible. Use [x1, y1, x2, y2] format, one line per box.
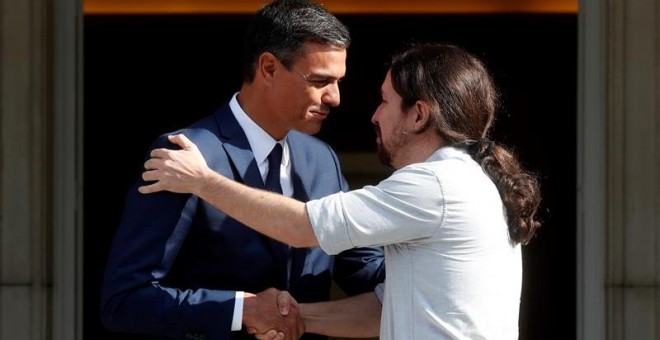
[101, 103, 385, 340]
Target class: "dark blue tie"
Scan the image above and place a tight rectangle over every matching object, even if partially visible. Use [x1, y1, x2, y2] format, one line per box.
[264, 143, 289, 288]
[265, 143, 283, 193]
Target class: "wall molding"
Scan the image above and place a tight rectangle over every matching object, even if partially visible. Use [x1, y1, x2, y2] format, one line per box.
[84, 0, 578, 15]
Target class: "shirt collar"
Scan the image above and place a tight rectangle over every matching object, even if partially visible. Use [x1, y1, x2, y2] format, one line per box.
[428, 145, 475, 164]
[229, 93, 289, 166]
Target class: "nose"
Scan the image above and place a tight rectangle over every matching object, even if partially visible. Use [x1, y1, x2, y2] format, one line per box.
[322, 83, 341, 107]
[371, 107, 380, 125]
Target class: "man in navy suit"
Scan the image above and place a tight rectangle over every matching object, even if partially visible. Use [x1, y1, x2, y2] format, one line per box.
[100, 1, 385, 339]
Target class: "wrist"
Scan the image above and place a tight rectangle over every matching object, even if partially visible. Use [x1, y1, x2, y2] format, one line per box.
[241, 292, 257, 325]
[298, 303, 317, 334]
[194, 168, 217, 197]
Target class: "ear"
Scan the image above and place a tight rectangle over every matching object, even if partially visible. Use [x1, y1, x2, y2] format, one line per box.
[257, 52, 279, 86]
[410, 100, 432, 133]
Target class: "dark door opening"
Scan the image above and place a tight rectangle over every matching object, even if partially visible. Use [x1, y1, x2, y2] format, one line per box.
[84, 13, 576, 339]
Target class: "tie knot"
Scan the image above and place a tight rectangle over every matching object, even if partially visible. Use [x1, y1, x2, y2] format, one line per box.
[268, 143, 283, 170]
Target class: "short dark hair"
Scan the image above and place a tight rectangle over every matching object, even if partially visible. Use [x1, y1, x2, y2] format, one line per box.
[242, 0, 350, 83]
[390, 43, 541, 245]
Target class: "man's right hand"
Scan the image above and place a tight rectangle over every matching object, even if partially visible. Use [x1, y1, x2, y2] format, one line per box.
[243, 288, 304, 340]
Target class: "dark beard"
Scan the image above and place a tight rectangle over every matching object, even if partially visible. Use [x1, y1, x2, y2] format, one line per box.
[376, 142, 392, 167]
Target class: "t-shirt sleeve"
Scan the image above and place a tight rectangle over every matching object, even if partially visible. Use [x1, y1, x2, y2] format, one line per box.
[306, 165, 445, 255]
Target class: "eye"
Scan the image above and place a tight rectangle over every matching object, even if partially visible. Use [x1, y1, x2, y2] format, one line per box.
[312, 80, 330, 87]
[307, 78, 332, 88]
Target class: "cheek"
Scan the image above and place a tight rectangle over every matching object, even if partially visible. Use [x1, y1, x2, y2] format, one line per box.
[296, 90, 314, 107]
[292, 93, 308, 110]
[381, 123, 395, 141]
[375, 104, 393, 120]
[382, 109, 397, 126]
[308, 90, 323, 106]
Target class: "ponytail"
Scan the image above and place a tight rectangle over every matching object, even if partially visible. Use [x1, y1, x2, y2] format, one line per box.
[466, 139, 541, 245]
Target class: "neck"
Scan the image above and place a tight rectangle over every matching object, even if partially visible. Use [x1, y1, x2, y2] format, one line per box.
[392, 132, 444, 169]
[237, 83, 288, 140]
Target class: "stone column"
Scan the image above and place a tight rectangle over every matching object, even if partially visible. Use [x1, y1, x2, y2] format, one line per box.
[0, 0, 52, 339]
[0, 0, 53, 338]
[52, 0, 83, 338]
[578, 0, 660, 338]
[0, 0, 82, 339]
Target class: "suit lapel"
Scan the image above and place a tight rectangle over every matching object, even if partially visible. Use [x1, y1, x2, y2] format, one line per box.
[214, 103, 288, 287]
[287, 133, 314, 289]
[288, 133, 312, 202]
[214, 105, 265, 188]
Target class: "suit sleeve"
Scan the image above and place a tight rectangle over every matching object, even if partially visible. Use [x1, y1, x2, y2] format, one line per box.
[324, 145, 386, 296]
[100, 135, 236, 340]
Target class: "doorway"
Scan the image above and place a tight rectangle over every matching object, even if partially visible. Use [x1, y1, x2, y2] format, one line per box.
[84, 13, 577, 339]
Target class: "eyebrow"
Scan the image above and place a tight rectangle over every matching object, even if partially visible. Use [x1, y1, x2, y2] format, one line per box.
[306, 71, 344, 82]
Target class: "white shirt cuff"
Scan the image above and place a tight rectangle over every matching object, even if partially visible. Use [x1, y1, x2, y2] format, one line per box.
[231, 291, 244, 331]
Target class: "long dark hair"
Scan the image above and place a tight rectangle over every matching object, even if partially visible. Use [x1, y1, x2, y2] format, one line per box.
[390, 43, 541, 245]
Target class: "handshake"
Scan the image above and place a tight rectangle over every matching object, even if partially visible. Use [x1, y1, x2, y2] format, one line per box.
[242, 288, 305, 340]
[241, 288, 381, 339]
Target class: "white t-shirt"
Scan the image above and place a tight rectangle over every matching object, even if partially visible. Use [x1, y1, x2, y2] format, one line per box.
[307, 146, 522, 339]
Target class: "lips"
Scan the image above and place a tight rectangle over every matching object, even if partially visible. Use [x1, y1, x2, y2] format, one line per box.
[310, 110, 329, 119]
[311, 104, 330, 116]
[373, 124, 382, 142]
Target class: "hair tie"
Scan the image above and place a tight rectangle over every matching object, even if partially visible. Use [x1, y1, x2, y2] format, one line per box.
[460, 138, 495, 161]
[478, 138, 495, 158]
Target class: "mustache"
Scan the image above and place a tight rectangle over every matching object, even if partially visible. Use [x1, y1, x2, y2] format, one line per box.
[373, 122, 381, 136]
[311, 104, 331, 114]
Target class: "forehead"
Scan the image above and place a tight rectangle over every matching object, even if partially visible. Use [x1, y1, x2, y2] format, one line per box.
[293, 43, 347, 74]
[381, 71, 394, 93]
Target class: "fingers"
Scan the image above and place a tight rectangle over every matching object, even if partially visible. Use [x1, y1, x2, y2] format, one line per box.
[138, 178, 165, 194]
[247, 288, 303, 340]
[138, 181, 161, 194]
[141, 169, 162, 182]
[254, 329, 284, 340]
[137, 135, 204, 196]
[149, 147, 172, 159]
[143, 158, 164, 171]
[168, 134, 195, 150]
[277, 291, 295, 316]
[297, 317, 305, 338]
[258, 288, 295, 316]
[138, 170, 165, 194]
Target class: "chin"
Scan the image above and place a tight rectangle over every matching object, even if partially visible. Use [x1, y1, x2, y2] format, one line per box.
[294, 124, 322, 136]
[376, 147, 392, 166]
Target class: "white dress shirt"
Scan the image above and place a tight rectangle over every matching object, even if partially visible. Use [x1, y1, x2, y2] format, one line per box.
[307, 146, 522, 339]
[229, 93, 293, 331]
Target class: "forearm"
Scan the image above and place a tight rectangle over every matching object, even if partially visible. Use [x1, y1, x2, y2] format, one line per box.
[102, 283, 235, 337]
[299, 292, 381, 338]
[101, 189, 237, 337]
[195, 170, 318, 248]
